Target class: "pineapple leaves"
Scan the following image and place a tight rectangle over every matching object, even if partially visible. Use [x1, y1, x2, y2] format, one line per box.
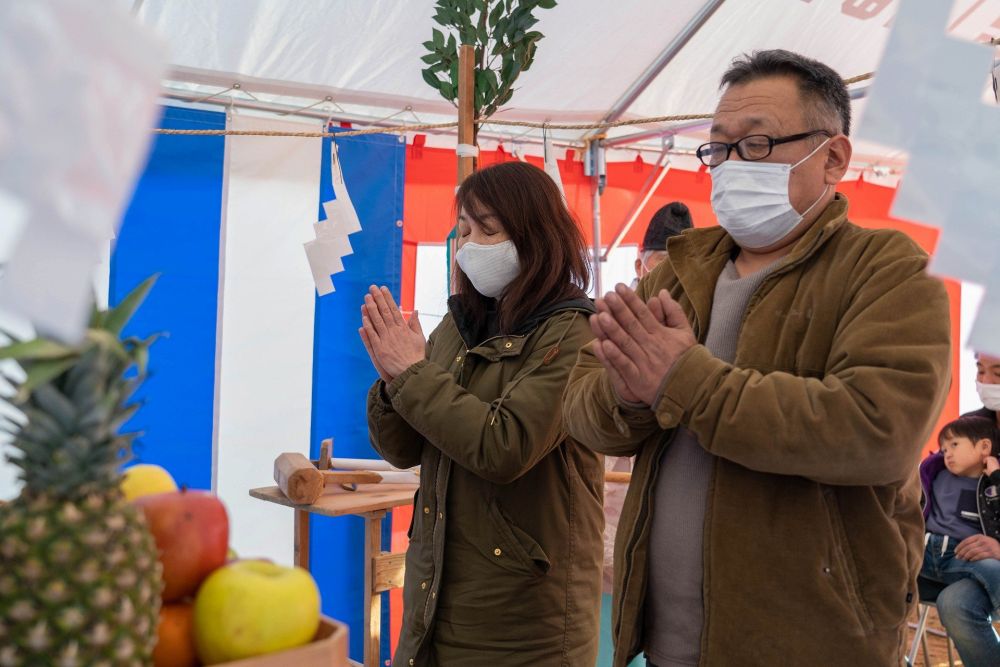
[0, 339, 74, 362]
[26, 383, 78, 431]
[108, 402, 141, 435]
[0, 325, 22, 344]
[86, 329, 130, 362]
[122, 334, 161, 378]
[135, 346, 150, 379]
[16, 357, 79, 404]
[89, 303, 105, 329]
[103, 274, 158, 337]
[18, 406, 65, 443]
[4, 273, 160, 498]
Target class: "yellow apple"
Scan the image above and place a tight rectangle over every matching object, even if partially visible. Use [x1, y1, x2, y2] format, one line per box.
[121, 464, 178, 501]
[193, 560, 320, 664]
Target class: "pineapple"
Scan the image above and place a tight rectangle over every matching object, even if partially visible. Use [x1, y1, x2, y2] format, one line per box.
[0, 277, 163, 667]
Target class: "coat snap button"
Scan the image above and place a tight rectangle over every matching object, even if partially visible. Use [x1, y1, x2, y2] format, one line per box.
[423, 506, 430, 514]
[421, 581, 427, 590]
[409, 659, 415, 666]
[504, 341, 512, 349]
[494, 547, 502, 556]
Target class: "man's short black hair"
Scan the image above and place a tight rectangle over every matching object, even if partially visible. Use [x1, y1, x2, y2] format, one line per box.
[719, 49, 851, 136]
[939, 416, 1000, 456]
[642, 202, 692, 251]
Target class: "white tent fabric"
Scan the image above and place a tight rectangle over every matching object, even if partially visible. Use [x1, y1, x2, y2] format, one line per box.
[137, 0, 1000, 175]
[140, 0, 712, 120]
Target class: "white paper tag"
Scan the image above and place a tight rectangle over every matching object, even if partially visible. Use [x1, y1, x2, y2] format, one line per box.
[544, 134, 566, 198]
[322, 199, 362, 237]
[303, 239, 345, 296]
[969, 270, 1000, 357]
[326, 142, 362, 235]
[313, 221, 354, 257]
[0, 0, 165, 341]
[0, 216, 101, 341]
[855, 0, 1000, 354]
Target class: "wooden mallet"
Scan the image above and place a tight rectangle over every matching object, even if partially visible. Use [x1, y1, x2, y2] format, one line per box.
[274, 440, 420, 504]
[274, 452, 385, 504]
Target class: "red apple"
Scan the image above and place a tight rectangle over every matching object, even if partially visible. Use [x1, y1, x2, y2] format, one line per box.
[136, 490, 229, 602]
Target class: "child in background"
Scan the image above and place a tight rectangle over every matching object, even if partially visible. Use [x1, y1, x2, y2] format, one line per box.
[919, 416, 1000, 613]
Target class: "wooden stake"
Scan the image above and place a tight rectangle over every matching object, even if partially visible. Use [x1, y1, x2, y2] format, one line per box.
[457, 43, 476, 184]
[363, 511, 386, 667]
[448, 43, 477, 294]
[318, 438, 332, 471]
[294, 509, 310, 570]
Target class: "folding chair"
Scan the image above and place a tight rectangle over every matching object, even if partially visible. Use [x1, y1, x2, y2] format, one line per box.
[906, 576, 956, 667]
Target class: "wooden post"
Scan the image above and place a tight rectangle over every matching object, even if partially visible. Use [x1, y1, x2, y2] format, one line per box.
[448, 43, 477, 294]
[457, 43, 476, 184]
[290, 438, 330, 570]
[318, 438, 332, 471]
[363, 510, 387, 667]
[294, 509, 310, 570]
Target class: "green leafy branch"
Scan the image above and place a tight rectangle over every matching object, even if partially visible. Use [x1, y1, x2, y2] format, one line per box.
[420, 0, 556, 123]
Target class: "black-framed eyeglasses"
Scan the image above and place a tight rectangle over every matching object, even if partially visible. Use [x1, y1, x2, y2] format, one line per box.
[696, 130, 832, 168]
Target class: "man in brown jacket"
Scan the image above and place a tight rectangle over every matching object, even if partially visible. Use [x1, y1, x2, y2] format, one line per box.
[563, 50, 952, 666]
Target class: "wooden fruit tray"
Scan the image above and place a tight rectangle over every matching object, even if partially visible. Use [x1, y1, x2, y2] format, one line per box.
[215, 616, 349, 666]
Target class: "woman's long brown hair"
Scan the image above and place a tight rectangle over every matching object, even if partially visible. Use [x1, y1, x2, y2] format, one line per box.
[454, 161, 591, 335]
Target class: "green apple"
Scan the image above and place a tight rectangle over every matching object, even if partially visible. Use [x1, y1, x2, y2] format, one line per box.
[193, 560, 320, 664]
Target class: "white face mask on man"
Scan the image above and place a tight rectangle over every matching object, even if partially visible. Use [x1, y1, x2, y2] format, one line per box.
[455, 240, 520, 298]
[977, 381, 1000, 411]
[710, 138, 830, 249]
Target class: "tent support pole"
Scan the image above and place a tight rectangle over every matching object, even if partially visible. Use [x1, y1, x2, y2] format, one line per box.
[580, 0, 726, 144]
[587, 140, 606, 295]
[603, 139, 673, 260]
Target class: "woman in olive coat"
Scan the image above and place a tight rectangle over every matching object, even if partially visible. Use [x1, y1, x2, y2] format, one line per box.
[360, 162, 603, 666]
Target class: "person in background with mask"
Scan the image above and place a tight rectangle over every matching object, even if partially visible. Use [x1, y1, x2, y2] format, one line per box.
[563, 49, 951, 666]
[969, 352, 1000, 427]
[360, 161, 604, 666]
[630, 202, 694, 288]
[600, 201, 692, 666]
[931, 351, 1000, 665]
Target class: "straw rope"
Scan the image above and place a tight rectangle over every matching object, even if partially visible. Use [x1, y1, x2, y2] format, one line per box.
[153, 121, 460, 138]
[153, 72, 875, 139]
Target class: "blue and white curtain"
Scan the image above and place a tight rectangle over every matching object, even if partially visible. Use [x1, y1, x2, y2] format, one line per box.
[114, 105, 403, 661]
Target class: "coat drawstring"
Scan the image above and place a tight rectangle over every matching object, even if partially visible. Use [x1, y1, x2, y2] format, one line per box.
[489, 312, 581, 426]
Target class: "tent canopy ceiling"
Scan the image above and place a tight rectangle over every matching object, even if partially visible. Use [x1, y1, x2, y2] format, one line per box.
[138, 0, 1000, 168]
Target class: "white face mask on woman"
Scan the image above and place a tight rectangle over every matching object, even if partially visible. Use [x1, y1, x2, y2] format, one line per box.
[710, 138, 830, 249]
[455, 240, 520, 298]
[977, 381, 1000, 411]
